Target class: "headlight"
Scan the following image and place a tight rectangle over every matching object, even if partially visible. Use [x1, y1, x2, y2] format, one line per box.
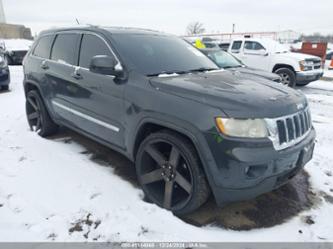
[299, 60, 313, 71]
[215, 118, 268, 138]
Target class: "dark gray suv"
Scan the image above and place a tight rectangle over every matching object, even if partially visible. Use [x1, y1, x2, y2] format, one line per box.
[23, 27, 315, 215]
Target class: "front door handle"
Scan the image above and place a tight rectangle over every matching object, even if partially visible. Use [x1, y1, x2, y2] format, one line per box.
[71, 67, 83, 80]
[41, 61, 49, 70]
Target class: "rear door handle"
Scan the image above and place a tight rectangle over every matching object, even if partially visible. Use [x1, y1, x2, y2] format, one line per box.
[41, 61, 49, 70]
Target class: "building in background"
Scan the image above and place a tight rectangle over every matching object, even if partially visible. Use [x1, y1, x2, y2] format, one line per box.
[184, 30, 301, 44]
[0, 0, 33, 40]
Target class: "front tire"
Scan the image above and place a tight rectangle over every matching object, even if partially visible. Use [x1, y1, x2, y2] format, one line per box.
[275, 68, 296, 88]
[136, 130, 210, 215]
[26, 90, 58, 137]
[296, 81, 311, 87]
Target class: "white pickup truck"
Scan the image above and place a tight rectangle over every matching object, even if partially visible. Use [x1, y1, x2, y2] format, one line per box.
[228, 38, 324, 87]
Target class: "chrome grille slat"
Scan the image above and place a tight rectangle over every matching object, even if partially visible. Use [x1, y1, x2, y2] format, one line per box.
[304, 112, 309, 131]
[267, 107, 312, 151]
[284, 119, 289, 142]
[291, 117, 296, 140]
[300, 113, 305, 134]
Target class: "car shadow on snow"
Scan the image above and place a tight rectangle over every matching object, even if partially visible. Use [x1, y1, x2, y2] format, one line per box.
[49, 127, 321, 231]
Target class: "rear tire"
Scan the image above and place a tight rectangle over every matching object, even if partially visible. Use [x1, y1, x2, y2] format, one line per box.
[274, 68, 296, 88]
[5, 55, 13, 65]
[135, 130, 210, 215]
[1, 85, 9, 91]
[26, 90, 58, 137]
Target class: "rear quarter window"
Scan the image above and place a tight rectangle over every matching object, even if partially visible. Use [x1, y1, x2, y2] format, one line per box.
[51, 33, 79, 65]
[33, 35, 54, 59]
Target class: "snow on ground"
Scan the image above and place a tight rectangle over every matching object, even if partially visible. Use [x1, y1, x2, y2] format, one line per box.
[0, 66, 333, 242]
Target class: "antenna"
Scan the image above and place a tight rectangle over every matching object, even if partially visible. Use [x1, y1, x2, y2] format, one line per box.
[75, 18, 80, 25]
[0, 0, 7, 23]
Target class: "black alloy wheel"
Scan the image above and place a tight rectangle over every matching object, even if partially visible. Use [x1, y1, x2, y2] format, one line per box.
[26, 90, 58, 137]
[136, 131, 210, 215]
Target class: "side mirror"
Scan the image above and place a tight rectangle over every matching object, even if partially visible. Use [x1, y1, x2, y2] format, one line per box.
[89, 55, 123, 77]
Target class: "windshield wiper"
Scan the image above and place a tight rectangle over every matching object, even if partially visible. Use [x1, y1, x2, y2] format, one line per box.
[147, 67, 218, 77]
[223, 65, 242, 69]
[189, 67, 217, 73]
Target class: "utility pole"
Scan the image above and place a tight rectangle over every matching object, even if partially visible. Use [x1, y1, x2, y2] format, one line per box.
[232, 23, 235, 33]
[0, 0, 6, 23]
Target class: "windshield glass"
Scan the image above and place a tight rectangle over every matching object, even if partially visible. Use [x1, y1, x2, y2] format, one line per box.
[269, 40, 289, 53]
[206, 50, 242, 68]
[111, 34, 218, 75]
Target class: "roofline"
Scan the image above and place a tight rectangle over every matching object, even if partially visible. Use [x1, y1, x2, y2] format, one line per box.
[38, 25, 164, 36]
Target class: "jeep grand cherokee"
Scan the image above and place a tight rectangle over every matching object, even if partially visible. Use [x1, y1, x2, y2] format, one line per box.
[23, 27, 315, 215]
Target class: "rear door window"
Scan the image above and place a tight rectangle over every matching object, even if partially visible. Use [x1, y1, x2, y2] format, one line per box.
[33, 35, 54, 59]
[79, 34, 113, 69]
[51, 33, 79, 65]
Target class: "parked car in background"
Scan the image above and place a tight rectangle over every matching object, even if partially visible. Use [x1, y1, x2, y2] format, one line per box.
[0, 54, 10, 91]
[228, 38, 324, 87]
[202, 42, 219, 49]
[200, 48, 282, 84]
[1, 39, 33, 65]
[23, 26, 315, 215]
[218, 42, 230, 51]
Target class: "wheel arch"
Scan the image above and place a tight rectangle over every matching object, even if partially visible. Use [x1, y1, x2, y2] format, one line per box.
[132, 119, 200, 161]
[272, 64, 295, 73]
[24, 80, 43, 97]
[24, 80, 57, 124]
[131, 117, 219, 204]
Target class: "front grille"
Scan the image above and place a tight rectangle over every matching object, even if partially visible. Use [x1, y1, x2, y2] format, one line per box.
[269, 108, 312, 150]
[12, 50, 28, 57]
[306, 58, 322, 70]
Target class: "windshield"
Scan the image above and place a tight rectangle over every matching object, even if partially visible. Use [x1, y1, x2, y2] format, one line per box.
[111, 34, 218, 76]
[205, 50, 243, 68]
[268, 40, 289, 53]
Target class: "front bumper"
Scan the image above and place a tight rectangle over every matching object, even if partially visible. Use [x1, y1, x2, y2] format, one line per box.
[204, 128, 316, 206]
[296, 69, 324, 84]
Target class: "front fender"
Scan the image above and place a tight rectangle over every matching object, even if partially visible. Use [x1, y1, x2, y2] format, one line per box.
[271, 55, 300, 72]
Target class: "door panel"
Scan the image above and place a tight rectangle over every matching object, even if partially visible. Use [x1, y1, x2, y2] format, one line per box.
[63, 33, 126, 148]
[65, 67, 125, 148]
[242, 41, 270, 71]
[46, 33, 81, 123]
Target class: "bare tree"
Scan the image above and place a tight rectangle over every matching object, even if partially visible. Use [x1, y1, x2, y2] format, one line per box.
[186, 22, 206, 35]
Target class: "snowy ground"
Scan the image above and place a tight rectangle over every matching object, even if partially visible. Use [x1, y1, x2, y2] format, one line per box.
[0, 66, 333, 242]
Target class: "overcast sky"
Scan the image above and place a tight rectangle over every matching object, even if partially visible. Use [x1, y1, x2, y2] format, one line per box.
[3, 0, 333, 36]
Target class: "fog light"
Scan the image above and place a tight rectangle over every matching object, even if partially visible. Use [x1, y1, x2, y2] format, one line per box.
[245, 165, 268, 178]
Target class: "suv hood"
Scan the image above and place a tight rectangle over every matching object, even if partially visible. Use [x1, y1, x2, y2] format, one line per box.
[149, 70, 307, 118]
[228, 66, 281, 82]
[279, 52, 321, 61]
